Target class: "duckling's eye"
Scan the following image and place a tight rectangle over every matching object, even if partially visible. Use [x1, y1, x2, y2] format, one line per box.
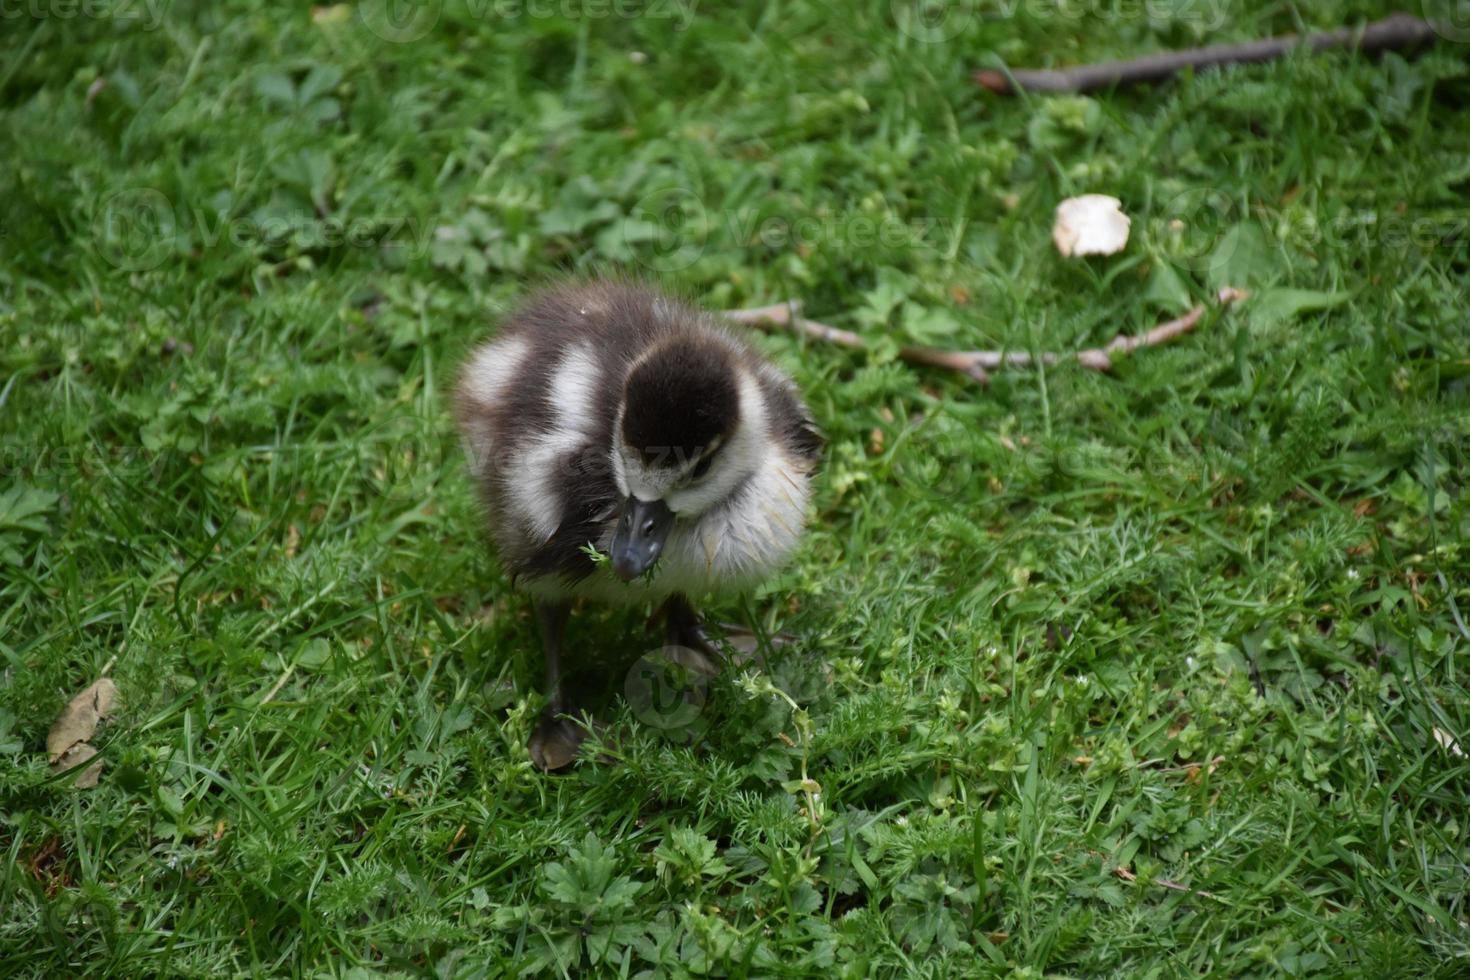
[673, 452, 715, 491]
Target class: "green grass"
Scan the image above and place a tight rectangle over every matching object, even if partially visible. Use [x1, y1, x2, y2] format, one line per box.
[3, 1, 1469, 975]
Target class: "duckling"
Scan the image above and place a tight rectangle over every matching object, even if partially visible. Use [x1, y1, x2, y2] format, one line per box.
[455, 280, 821, 769]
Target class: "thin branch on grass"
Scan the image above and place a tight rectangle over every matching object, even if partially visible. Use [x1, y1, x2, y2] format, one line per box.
[1151, 755, 1226, 775]
[974, 13, 1437, 94]
[1113, 864, 1218, 900]
[1090, 851, 1219, 900]
[259, 665, 295, 705]
[724, 287, 1248, 384]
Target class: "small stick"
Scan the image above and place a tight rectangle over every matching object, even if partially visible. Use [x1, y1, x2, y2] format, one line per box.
[723, 287, 1248, 385]
[1151, 755, 1226, 774]
[1113, 864, 1217, 900]
[1089, 850, 1219, 900]
[259, 665, 294, 705]
[975, 13, 1437, 94]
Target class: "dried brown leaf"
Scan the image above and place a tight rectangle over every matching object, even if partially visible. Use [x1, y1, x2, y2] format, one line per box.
[52, 743, 104, 788]
[46, 678, 117, 763]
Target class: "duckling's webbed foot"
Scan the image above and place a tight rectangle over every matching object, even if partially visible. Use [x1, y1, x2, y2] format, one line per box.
[529, 708, 589, 771]
[529, 600, 588, 771]
[714, 623, 798, 665]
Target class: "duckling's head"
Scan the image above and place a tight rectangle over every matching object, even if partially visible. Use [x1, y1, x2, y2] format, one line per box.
[610, 334, 753, 581]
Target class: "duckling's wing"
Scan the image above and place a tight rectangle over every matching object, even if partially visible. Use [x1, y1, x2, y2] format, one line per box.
[518, 442, 621, 584]
[756, 368, 824, 468]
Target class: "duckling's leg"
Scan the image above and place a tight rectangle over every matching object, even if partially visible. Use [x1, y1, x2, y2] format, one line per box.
[659, 594, 801, 673]
[528, 600, 587, 771]
[660, 593, 724, 676]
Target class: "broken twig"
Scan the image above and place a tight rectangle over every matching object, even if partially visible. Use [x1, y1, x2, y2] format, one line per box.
[1113, 863, 1218, 900]
[1089, 850, 1218, 900]
[975, 13, 1436, 94]
[724, 287, 1248, 385]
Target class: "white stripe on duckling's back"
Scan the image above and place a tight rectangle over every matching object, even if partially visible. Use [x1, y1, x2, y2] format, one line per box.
[508, 343, 605, 541]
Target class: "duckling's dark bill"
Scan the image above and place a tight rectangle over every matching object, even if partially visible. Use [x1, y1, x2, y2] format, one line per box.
[611, 496, 675, 581]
